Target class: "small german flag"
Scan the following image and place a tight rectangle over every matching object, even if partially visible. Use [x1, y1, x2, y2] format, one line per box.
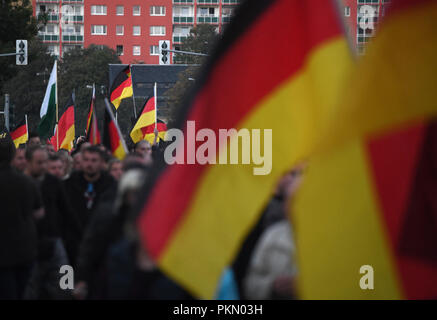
[130, 97, 157, 144]
[50, 93, 75, 151]
[10, 118, 28, 148]
[142, 119, 167, 144]
[86, 85, 101, 145]
[103, 98, 128, 160]
[110, 65, 133, 110]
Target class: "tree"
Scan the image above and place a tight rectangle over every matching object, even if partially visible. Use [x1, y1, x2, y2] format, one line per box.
[164, 25, 219, 125]
[58, 45, 121, 137]
[0, 0, 38, 94]
[2, 44, 122, 138]
[174, 24, 219, 65]
[164, 66, 200, 127]
[1, 40, 55, 133]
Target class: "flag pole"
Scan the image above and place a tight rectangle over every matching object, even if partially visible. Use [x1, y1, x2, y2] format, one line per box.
[93, 83, 96, 145]
[55, 60, 59, 151]
[131, 65, 137, 118]
[25, 114, 28, 141]
[154, 82, 157, 130]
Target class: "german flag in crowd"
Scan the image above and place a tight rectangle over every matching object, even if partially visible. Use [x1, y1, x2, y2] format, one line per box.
[50, 93, 75, 151]
[103, 98, 128, 160]
[130, 97, 161, 144]
[10, 118, 28, 148]
[110, 65, 133, 110]
[136, 0, 353, 299]
[293, 0, 437, 299]
[86, 85, 101, 145]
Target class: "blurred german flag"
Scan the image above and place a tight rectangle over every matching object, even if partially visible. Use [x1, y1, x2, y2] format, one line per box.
[137, 0, 353, 299]
[293, 0, 437, 299]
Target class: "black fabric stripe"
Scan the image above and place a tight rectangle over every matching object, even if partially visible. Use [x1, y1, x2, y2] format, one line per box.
[102, 103, 112, 152]
[109, 65, 130, 97]
[9, 118, 26, 133]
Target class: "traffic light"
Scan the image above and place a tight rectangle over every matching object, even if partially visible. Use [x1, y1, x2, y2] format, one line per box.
[16, 40, 28, 66]
[159, 40, 170, 65]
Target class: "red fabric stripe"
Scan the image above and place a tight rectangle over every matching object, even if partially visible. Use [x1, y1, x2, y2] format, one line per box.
[139, 0, 345, 258]
[86, 105, 93, 133]
[365, 121, 437, 299]
[108, 120, 121, 153]
[143, 97, 155, 113]
[110, 77, 132, 102]
[140, 122, 166, 136]
[57, 106, 74, 145]
[10, 124, 27, 141]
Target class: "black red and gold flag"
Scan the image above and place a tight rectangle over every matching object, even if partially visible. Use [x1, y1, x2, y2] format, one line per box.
[86, 85, 101, 145]
[110, 65, 133, 110]
[103, 98, 128, 160]
[136, 0, 353, 299]
[10, 118, 28, 148]
[130, 97, 166, 144]
[50, 93, 75, 151]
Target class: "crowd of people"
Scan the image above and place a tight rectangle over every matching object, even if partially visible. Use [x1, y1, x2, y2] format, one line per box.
[0, 130, 301, 300]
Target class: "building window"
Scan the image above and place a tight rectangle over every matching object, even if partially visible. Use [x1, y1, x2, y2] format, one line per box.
[91, 5, 107, 15]
[133, 46, 141, 56]
[345, 6, 351, 17]
[150, 6, 165, 16]
[150, 45, 159, 55]
[198, 7, 216, 16]
[116, 25, 124, 36]
[116, 45, 124, 56]
[116, 5, 124, 15]
[133, 25, 141, 36]
[133, 5, 141, 16]
[174, 6, 190, 16]
[150, 26, 165, 36]
[91, 25, 107, 35]
[45, 24, 55, 34]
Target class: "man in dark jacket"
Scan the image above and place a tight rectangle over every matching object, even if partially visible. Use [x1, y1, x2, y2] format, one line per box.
[24, 145, 80, 299]
[0, 133, 43, 299]
[64, 146, 117, 266]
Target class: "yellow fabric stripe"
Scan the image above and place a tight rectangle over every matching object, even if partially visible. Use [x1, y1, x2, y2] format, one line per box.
[114, 143, 126, 160]
[112, 86, 133, 110]
[315, 3, 437, 155]
[130, 111, 156, 143]
[159, 38, 353, 299]
[60, 125, 75, 151]
[293, 139, 402, 299]
[13, 134, 28, 148]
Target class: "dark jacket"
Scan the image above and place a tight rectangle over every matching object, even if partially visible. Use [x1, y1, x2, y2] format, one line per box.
[63, 171, 117, 232]
[0, 166, 41, 267]
[75, 201, 121, 284]
[35, 173, 82, 260]
[63, 171, 117, 265]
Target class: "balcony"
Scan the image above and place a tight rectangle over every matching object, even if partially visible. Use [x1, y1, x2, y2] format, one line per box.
[222, 0, 240, 4]
[47, 14, 59, 22]
[173, 0, 194, 3]
[36, 0, 60, 3]
[197, 0, 219, 4]
[64, 15, 84, 23]
[173, 35, 188, 43]
[173, 16, 194, 23]
[62, 35, 84, 42]
[222, 16, 232, 23]
[197, 16, 219, 24]
[38, 34, 59, 42]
